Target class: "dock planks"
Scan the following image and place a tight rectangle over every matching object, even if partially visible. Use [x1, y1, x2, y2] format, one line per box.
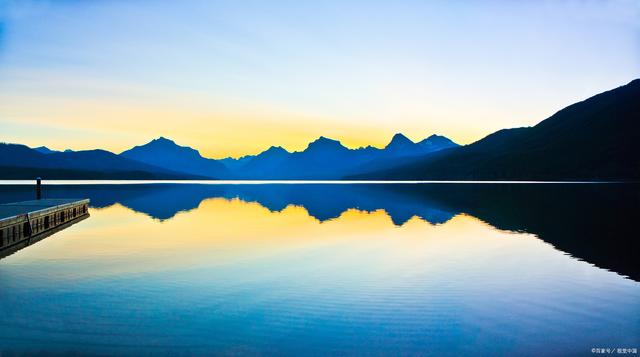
[0, 198, 90, 255]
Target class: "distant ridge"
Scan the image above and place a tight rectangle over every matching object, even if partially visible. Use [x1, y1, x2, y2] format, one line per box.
[1, 133, 458, 179]
[32, 146, 58, 154]
[351, 79, 640, 181]
[0, 143, 202, 179]
[2, 79, 637, 180]
[32, 146, 75, 154]
[219, 133, 459, 179]
[120, 137, 228, 178]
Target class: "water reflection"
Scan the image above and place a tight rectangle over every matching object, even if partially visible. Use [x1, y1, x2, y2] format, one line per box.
[1, 183, 637, 280]
[0, 183, 638, 355]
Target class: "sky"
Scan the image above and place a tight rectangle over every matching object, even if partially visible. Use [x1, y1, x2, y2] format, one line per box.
[0, 0, 638, 159]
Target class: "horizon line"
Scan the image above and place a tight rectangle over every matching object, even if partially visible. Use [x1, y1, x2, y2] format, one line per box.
[0, 180, 626, 186]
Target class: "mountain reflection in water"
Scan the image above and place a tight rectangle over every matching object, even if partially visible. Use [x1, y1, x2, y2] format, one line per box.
[1, 183, 637, 281]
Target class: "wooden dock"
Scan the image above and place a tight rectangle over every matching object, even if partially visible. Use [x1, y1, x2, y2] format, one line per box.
[0, 198, 90, 256]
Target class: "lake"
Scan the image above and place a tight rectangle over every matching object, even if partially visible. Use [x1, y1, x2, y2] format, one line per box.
[0, 182, 638, 355]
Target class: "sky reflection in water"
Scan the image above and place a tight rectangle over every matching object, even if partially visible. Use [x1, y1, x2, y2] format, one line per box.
[0, 183, 638, 355]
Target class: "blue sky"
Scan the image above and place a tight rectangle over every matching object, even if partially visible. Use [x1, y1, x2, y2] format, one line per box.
[0, 0, 638, 157]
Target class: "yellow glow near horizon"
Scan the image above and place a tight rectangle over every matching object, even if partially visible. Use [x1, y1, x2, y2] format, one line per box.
[1, 1, 636, 158]
[0, 90, 512, 158]
[9, 197, 543, 280]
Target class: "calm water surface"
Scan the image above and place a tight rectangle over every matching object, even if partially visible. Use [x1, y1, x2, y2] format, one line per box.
[0, 183, 638, 355]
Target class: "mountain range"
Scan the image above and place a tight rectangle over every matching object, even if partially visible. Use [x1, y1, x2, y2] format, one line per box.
[218, 133, 458, 179]
[1, 79, 638, 180]
[352, 79, 640, 180]
[0, 132, 458, 180]
[0, 143, 203, 179]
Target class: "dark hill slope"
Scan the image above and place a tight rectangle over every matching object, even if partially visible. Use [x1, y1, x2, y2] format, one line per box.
[352, 79, 640, 180]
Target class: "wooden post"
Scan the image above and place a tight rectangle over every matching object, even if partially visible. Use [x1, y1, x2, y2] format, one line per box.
[36, 177, 42, 200]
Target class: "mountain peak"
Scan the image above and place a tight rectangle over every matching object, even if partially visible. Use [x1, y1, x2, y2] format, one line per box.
[307, 136, 345, 150]
[258, 145, 290, 157]
[151, 136, 177, 145]
[418, 134, 459, 149]
[120, 137, 227, 178]
[33, 146, 56, 154]
[315, 136, 338, 143]
[385, 133, 414, 149]
[265, 145, 288, 153]
[122, 136, 200, 157]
